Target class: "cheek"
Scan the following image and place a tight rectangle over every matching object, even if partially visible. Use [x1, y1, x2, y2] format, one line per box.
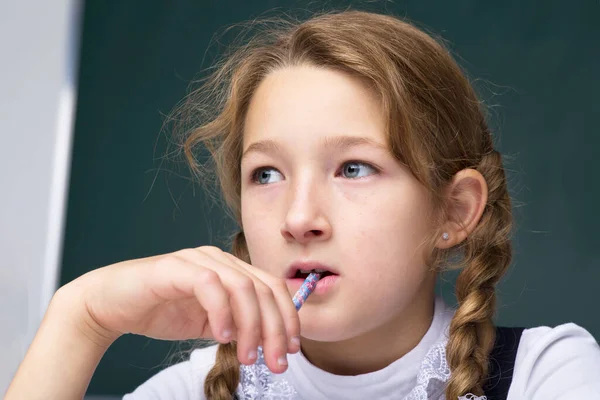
[241, 197, 279, 271]
[346, 188, 433, 271]
[357, 187, 431, 237]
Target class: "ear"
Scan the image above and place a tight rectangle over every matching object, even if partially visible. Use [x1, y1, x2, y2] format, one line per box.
[436, 168, 488, 249]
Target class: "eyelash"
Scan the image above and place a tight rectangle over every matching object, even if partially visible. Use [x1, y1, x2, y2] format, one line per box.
[250, 160, 380, 184]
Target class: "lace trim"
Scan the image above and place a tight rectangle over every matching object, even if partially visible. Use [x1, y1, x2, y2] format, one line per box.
[405, 339, 451, 399]
[237, 348, 298, 399]
[237, 338, 483, 400]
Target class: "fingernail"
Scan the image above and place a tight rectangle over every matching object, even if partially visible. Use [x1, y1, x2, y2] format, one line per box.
[222, 329, 232, 339]
[291, 336, 301, 347]
[248, 350, 257, 361]
[277, 355, 288, 366]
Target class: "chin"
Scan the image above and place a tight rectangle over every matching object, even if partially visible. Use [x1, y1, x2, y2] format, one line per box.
[298, 309, 365, 342]
[300, 328, 349, 342]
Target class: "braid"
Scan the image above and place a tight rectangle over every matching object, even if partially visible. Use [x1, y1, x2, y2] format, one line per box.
[203, 231, 249, 399]
[445, 150, 513, 399]
[204, 342, 240, 399]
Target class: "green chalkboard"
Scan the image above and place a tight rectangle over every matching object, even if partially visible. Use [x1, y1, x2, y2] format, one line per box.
[60, 0, 600, 395]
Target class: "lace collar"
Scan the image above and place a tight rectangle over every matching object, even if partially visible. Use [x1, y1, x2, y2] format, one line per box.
[236, 337, 489, 400]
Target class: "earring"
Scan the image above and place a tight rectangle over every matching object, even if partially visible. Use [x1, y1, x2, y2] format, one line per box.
[442, 232, 449, 241]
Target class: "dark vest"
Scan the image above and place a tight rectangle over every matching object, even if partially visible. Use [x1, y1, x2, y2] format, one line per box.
[482, 326, 525, 400]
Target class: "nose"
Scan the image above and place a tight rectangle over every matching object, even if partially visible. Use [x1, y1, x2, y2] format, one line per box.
[280, 185, 332, 244]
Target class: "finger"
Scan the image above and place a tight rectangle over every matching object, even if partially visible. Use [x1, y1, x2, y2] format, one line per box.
[171, 256, 235, 344]
[221, 251, 302, 354]
[252, 279, 291, 373]
[175, 248, 262, 366]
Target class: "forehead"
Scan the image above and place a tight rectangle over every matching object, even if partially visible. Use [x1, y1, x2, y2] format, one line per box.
[243, 65, 386, 150]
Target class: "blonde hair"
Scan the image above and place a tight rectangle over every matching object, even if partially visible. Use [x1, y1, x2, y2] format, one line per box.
[171, 9, 512, 399]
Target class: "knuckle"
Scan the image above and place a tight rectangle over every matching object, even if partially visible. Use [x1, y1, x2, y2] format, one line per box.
[272, 279, 289, 295]
[199, 245, 223, 255]
[286, 309, 300, 325]
[241, 323, 261, 341]
[214, 304, 232, 319]
[255, 283, 274, 299]
[154, 254, 179, 272]
[234, 276, 255, 292]
[274, 329, 288, 341]
[174, 248, 198, 260]
[198, 269, 220, 286]
[268, 329, 288, 347]
[283, 307, 301, 332]
[287, 322, 300, 339]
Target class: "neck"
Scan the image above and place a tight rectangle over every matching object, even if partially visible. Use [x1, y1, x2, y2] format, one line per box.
[300, 293, 436, 376]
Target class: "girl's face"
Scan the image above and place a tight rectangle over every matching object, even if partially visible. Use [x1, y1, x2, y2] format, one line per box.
[240, 65, 437, 342]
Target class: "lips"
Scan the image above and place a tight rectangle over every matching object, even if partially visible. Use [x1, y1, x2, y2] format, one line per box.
[286, 261, 339, 279]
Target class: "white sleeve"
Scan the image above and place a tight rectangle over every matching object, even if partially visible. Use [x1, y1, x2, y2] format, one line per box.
[508, 323, 600, 399]
[122, 345, 219, 400]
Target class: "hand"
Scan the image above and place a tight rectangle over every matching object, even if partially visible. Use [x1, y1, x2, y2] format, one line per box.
[60, 246, 300, 373]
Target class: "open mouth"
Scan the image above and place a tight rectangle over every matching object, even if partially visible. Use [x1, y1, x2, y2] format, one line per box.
[293, 269, 336, 279]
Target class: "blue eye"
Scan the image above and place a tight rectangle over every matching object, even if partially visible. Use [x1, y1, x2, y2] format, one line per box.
[253, 167, 283, 184]
[341, 161, 377, 179]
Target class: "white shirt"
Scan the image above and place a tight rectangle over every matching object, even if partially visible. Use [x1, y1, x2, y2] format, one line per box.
[123, 298, 600, 399]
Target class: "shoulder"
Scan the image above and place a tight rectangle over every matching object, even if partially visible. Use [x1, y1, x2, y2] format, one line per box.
[122, 344, 218, 400]
[508, 323, 600, 399]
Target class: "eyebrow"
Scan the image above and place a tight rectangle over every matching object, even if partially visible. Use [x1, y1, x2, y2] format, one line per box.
[241, 135, 389, 160]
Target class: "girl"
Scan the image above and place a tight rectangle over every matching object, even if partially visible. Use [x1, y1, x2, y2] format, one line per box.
[7, 9, 600, 400]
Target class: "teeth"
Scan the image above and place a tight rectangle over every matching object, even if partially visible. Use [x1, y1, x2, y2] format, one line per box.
[299, 268, 327, 273]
